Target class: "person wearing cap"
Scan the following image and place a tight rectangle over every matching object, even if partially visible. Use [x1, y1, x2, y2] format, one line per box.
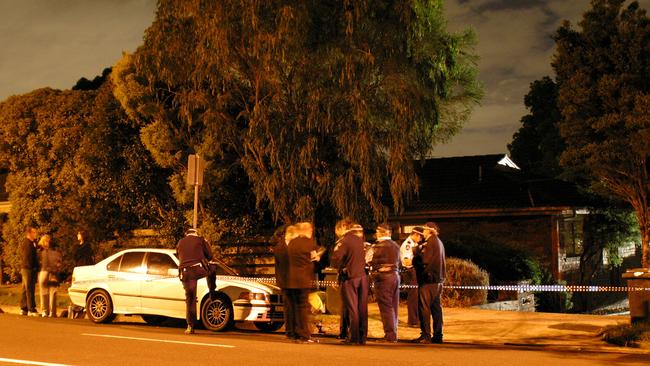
[412, 222, 446, 344]
[400, 227, 424, 327]
[369, 224, 400, 342]
[284, 222, 321, 344]
[330, 221, 368, 345]
[176, 228, 216, 334]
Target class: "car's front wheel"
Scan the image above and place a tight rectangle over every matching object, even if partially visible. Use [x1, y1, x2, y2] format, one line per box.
[200, 295, 233, 331]
[86, 289, 115, 323]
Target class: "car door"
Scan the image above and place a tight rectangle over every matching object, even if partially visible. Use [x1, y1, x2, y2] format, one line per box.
[107, 251, 146, 313]
[140, 252, 186, 318]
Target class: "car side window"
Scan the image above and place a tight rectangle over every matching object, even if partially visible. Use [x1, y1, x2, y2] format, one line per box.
[119, 252, 145, 273]
[107, 256, 122, 272]
[146, 253, 176, 276]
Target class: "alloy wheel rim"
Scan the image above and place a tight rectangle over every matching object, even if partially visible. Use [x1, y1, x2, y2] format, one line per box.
[206, 300, 227, 327]
[90, 294, 107, 319]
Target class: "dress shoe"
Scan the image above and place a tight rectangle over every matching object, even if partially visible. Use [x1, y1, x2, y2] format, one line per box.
[412, 336, 431, 344]
[184, 326, 195, 335]
[431, 337, 443, 344]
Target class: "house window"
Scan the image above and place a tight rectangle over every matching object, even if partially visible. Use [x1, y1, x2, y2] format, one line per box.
[560, 215, 584, 257]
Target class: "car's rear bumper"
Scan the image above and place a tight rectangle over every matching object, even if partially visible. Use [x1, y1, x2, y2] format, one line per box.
[68, 287, 88, 307]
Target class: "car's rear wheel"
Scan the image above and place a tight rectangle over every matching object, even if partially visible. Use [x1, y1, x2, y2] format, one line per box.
[86, 290, 115, 323]
[254, 321, 284, 332]
[201, 295, 233, 331]
[141, 315, 166, 325]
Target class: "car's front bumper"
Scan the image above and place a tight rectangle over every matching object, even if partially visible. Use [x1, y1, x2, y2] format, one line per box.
[233, 301, 284, 322]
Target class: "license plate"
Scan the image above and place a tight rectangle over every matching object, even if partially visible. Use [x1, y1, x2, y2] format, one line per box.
[274, 306, 284, 312]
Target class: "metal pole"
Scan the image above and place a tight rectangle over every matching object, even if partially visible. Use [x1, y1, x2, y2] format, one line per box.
[193, 179, 199, 230]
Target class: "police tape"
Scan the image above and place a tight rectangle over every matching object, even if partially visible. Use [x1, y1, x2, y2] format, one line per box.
[69, 274, 650, 293]
[218, 276, 650, 293]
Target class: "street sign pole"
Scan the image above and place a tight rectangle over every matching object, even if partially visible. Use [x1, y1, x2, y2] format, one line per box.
[187, 154, 204, 230]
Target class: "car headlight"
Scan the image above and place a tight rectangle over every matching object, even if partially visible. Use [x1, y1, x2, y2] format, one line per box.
[238, 292, 269, 302]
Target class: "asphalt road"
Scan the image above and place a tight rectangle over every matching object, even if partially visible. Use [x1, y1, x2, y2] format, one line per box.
[0, 314, 648, 366]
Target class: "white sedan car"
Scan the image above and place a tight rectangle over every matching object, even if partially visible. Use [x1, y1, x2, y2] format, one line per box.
[68, 248, 284, 332]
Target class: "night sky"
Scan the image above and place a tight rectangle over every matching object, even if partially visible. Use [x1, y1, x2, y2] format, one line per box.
[1, 0, 648, 157]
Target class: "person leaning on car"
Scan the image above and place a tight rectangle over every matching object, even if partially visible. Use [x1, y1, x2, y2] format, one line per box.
[176, 228, 216, 335]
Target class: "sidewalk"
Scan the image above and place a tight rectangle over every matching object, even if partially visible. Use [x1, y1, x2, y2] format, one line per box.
[317, 303, 648, 354]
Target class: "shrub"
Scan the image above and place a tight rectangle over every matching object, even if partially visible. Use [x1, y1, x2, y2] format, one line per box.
[535, 270, 573, 312]
[445, 235, 543, 285]
[442, 257, 489, 307]
[601, 323, 650, 348]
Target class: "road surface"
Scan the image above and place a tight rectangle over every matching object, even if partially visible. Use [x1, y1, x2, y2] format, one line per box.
[0, 314, 647, 366]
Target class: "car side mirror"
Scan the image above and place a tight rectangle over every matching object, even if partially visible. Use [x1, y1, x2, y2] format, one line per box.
[168, 268, 179, 277]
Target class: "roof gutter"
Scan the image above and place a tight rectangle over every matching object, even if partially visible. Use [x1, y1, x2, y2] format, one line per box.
[389, 206, 581, 220]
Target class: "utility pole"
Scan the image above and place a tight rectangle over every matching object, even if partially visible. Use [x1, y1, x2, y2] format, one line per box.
[186, 154, 204, 229]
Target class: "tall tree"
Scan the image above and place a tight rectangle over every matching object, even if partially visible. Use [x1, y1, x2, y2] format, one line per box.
[553, 0, 650, 266]
[0, 79, 172, 277]
[112, 0, 482, 226]
[508, 76, 564, 177]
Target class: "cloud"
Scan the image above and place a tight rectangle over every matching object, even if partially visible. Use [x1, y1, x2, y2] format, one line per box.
[0, 0, 156, 101]
[437, 0, 650, 157]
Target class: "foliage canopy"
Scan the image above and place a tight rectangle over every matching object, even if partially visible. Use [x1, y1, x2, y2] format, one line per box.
[112, 0, 482, 225]
[553, 0, 650, 266]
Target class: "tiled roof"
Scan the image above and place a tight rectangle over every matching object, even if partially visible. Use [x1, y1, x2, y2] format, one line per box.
[404, 154, 584, 213]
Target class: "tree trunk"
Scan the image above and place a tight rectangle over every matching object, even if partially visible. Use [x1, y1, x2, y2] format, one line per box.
[635, 206, 650, 268]
[642, 224, 649, 268]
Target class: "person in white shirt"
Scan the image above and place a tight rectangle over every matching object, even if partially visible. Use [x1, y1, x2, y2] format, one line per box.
[400, 228, 424, 327]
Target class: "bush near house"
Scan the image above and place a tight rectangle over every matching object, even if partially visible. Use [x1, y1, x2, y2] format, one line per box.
[445, 235, 543, 285]
[442, 257, 489, 307]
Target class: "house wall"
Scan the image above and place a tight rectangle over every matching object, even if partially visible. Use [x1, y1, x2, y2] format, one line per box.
[394, 215, 557, 275]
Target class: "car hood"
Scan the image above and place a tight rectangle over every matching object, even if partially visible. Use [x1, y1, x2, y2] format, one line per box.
[218, 276, 280, 294]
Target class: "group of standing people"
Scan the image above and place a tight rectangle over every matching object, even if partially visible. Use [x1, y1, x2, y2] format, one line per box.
[20, 226, 94, 318]
[331, 220, 446, 345]
[271, 218, 446, 345]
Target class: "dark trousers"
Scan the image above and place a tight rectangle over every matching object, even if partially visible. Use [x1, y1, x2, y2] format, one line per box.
[285, 288, 311, 340]
[182, 279, 198, 327]
[340, 276, 368, 344]
[375, 272, 400, 341]
[182, 273, 216, 327]
[20, 269, 37, 313]
[402, 267, 419, 325]
[282, 289, 296, 338]
[418, 283, 444, 340]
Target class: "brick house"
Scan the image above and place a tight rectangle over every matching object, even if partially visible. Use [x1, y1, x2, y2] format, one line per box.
[388, 154, 588, 281]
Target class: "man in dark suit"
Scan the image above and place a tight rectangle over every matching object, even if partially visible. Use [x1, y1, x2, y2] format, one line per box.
[412, 222, 446, 344]
[285, 222, 320, 343]
[330, 222, 368, 345]
[20, 226, 39, 316]
[369, 224, 400, 342]
[176, 228, 215, 334]
[273, 225, 293, 340]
